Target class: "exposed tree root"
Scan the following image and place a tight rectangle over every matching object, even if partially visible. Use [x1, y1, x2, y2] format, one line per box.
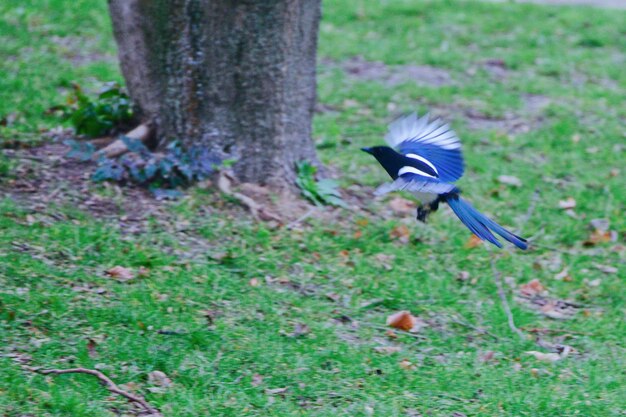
[217, 170, 282, 223]
[95, 123, 153, 159]
[33, 367, 162, 416]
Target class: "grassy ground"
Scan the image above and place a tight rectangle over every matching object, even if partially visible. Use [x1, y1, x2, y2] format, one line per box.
[1, 1, 625, 416]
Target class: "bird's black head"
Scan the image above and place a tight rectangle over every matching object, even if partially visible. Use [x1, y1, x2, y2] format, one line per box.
[361, 146, 405, 179]
[361, 146, 395, 157]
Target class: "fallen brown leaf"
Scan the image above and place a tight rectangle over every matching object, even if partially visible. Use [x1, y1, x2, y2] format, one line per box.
[86, 339, 98, 359]
[519, 279, 546, 297]
[479, 351, 496, 363]
[148, 370, 172, 387]
[457, 271, 470, 281]
[374, 253, 396, 270]
[465, 234, 483, 248]
[251, 374, 264, 387]
[386, 311, 417, 331]
[287, 323, 310, 338]
[498, 175, 522, 187]
[583, 229, 613, 246]
[325, 292, 340, 302]
[390, 224, 410, 244]
[554, 268, 572, 282]
[558, 197, 576, 210]
[540, 300, 576, 320]
[399, 359, 416, 370]
[585, 278, 602, 287]
[105, 266, 134, 282]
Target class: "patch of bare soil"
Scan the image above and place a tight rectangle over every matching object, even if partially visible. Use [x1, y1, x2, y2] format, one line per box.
[1, 143, 167, 230]
[49, 35, 116, 66]
[325, 56, 453, 87]
[1, 142, 342, 238]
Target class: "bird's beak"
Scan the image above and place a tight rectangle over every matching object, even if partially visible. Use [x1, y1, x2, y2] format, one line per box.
[361, 147, 373, 155]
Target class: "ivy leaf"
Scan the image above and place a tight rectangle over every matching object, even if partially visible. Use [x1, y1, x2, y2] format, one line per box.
[92, 159, 125, 182]
[64, 139, 96, 162]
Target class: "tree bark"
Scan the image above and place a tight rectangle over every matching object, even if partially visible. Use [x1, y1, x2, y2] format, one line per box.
[108, 0, 321, 190]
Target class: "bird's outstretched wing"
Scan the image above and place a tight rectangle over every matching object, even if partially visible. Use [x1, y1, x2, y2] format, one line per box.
[385, 113, 464, 183]
[374, 173, 456, 196]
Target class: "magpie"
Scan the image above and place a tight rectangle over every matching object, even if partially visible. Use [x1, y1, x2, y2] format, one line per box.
[362, 112, 527, 249]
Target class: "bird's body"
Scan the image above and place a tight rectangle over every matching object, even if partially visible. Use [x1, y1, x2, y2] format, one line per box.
[362, 112, 527, 249]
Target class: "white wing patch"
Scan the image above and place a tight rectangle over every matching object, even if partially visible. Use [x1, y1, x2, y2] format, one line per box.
[398, 166, 437, 178]
[405, 153, 439, 175]
[385, 113, 461, 150]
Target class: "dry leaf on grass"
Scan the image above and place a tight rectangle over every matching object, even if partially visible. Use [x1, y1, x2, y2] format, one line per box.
[390, 224, 410, 244]
[251, 374, 264, 387]
[498, 175, 522, 187]
[554, 268, 572, 282]
[285, 323, 310, 338]
[479, 351, 496, 363]
[519, 279, 547, 297]
[465, 234, 483, 248]
[558, 197, 576, 210]
[583, 229, 615, 246]
[457, 271, 470, 282]
[386, 311, 417, 331]
[105, 266, 134, 282]
[540, 300, 577, 320]
[374, 253, 396, 270]
[585, 278, 602, 287]
[86, 339, 98, 359]
[148, 370, 172, 388]
[399, 359, 416, 370]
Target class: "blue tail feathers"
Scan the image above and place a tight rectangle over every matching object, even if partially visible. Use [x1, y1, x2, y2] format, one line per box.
[445, 195, 528, 250]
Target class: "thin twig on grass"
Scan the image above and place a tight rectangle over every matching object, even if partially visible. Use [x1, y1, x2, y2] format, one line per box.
[490, 257, 526, 340]
[34, 367, 162, 416]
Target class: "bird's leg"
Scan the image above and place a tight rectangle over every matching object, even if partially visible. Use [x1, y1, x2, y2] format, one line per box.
[416, 205, 429, 223]
[417, 198, 441, 223]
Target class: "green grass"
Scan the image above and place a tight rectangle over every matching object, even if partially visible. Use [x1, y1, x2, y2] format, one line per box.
[1, 0, 625, 416]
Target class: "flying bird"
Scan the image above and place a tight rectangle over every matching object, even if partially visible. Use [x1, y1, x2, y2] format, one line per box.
[362, 112, 527, 249]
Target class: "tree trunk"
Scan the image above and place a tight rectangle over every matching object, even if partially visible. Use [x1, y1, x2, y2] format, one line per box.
[108, 0, 321, 190]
